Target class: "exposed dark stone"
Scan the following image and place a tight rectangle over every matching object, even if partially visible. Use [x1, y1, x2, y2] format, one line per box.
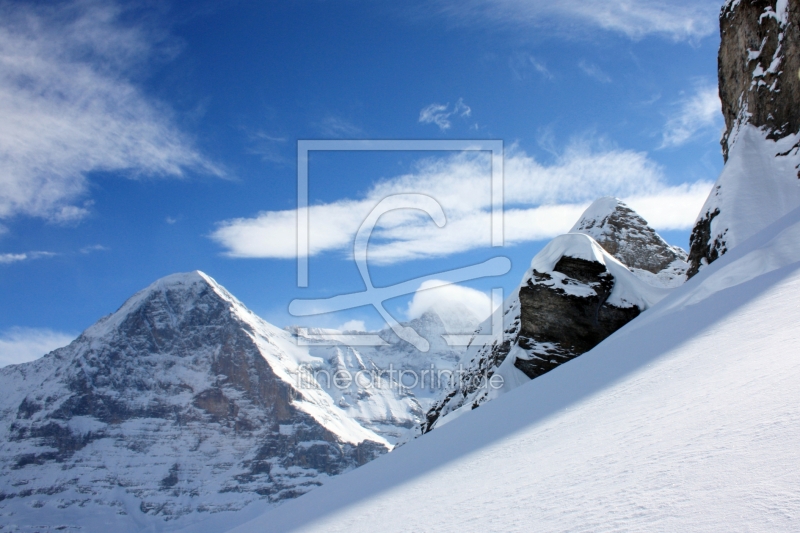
[514, 257, 640, 380]
[423, 256, 642, 432]
[719, 0, 800, 161]
[687, 207, 724, 278]
[160, 464, 179, 489]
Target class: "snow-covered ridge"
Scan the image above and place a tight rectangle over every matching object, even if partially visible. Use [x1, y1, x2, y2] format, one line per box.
[526, 233, 669, 310]
[0, 270, 395, 531]
[225, 195, 800, 533]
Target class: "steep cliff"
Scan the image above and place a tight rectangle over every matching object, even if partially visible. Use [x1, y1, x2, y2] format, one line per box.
[689, 0, 800, 277]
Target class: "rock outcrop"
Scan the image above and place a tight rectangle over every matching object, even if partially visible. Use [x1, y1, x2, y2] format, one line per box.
[571, 197, 688, 287]
[689, 0, 800, 278]
[0, 272, 388, 527]
[422, 219, 670, 433]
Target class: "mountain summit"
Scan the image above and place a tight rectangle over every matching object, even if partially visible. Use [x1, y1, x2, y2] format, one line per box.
[571, 197, 688, 287]
[0, 271, 387, 528]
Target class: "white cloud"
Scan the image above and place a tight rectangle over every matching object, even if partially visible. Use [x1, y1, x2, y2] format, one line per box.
[661, 85, 723, 148]
[0, 250, 57, 264]
[338, 320, 367, 332]
[0, 253, 27, 264]
[0, 327, 75, 367]
[406, 280, 494, 327]
[211, 140, 713, 265]
[578, 60, 612, 83]
[419, 99, 472, 130]
[0, 0, 221, 225]
[437, 0, 719, 41]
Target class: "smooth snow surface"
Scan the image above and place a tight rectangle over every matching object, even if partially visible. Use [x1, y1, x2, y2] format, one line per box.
[228, 206, 800, 533]
[697, 125, 800, 256]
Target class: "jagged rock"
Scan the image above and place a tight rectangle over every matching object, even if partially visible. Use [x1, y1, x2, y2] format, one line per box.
[689, 0, 800, 277]
[719, 0, 800, 161]
[422, 233, 668, 434]
[571, 197, 688, 287]
[0, 272, 388, 524]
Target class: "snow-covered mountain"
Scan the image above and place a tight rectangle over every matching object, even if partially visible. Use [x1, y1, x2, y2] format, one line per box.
[0, 271, 477, 531]
[422, 200, 675, 432]
[228, 201, 800, 533]
[688, 0, 800, 276]
[290, 306, 477, 445]
[0, 272, 389, 531]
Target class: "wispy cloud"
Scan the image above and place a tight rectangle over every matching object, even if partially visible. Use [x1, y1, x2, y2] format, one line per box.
[247, 131, 290, 164]
[0, 327, 75, 367]
[0, 0, 221, 227]
[419, 99, 472, 130]
[435, 0, 719, 41]
[211, 140, 712, 265]
[317, 116, 364, 138]
[79, 244, 109, 254]
[509, 53, 553, 81]
[0, 251, 57, 264]
[661, 84, 723, 148]
[578, 60, 611, 83]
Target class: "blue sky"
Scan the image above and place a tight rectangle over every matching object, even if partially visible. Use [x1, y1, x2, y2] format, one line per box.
[0, 0, 726, 364]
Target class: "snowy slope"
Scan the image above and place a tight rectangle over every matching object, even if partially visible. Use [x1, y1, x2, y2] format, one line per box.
[689, 126, 800, 276]
[227, 205, 800, 533]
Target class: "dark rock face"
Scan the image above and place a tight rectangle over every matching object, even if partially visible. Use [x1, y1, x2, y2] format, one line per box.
[0, 273, 387, 519]
[687, 206, 724, 278]
[514, 257, 640, 380]
[719, 0, 800, 161]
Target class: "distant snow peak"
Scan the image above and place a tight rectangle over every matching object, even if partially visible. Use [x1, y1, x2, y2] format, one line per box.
[405, 280, 491, 333]
[0, 271, 389, 530]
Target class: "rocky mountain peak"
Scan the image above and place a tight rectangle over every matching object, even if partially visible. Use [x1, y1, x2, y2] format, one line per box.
[571, 197, 687, 275]
[0, 271, 388, 526]
[719, 0, 800, 161]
